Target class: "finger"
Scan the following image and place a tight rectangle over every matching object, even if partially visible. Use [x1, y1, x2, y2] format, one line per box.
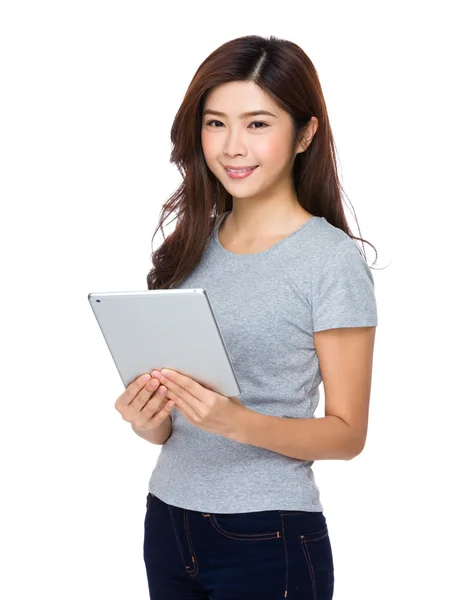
[164, 388, 197, 423]
[143, 383, 168, 413]
[122, 378, 161, 422]
[131, 377, 162, 413]
[157, 372, 202, 407]
[116, 373, 152, 410]
[137, 389, 175, 428]
[133, 384, 167, 426]
[146, 398, 175, 427]
[160, 370, 206, 399]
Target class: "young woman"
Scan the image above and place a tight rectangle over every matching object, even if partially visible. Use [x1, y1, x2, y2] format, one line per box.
[116, 34, 378, 600]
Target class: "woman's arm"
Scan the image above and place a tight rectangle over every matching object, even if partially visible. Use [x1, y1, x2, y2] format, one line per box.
[230, 326, 376, 461]
[131, 415, 173, 445]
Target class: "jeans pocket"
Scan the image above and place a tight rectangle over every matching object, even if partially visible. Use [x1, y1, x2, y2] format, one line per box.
[300, 526, 334, 600]
[301, 524, 329, 542]
[209, 510, 282, 541]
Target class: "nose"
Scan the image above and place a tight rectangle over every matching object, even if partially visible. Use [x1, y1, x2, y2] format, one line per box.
[222, 126, 247, 157]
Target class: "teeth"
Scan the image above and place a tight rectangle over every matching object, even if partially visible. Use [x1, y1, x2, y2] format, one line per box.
[227, 168, 254, 173]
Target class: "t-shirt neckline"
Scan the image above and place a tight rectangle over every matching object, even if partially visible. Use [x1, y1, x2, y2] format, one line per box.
[214, 211, 318, 258]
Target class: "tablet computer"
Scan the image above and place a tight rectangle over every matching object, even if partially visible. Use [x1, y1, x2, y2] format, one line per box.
[87, 289, 241, 397]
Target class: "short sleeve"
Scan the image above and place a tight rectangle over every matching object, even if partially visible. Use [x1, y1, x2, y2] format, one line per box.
[311, 238, 378, 332]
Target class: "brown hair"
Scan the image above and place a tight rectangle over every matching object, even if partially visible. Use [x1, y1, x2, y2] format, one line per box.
[147, 34, 378, 290]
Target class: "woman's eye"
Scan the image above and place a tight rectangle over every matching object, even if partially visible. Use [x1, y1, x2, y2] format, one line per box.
[205, 120, 268, 129]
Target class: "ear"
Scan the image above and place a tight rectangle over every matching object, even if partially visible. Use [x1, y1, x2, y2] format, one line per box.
[295, 116, 318, 155]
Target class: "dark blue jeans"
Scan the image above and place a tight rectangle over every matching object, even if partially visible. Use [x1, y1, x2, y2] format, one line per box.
[143, 492, 334, 599]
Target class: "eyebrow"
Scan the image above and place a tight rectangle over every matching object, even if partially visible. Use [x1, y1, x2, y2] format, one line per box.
[203, 109, 278, 119]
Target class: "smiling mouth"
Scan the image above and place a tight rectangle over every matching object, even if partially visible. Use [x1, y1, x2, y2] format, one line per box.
[223, 166, 259, 180]
[223, 165, 258, 170]
[224, 166, 258, 172]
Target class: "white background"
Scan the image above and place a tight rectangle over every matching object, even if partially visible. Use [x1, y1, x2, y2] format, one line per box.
[1, 1, 464, 598]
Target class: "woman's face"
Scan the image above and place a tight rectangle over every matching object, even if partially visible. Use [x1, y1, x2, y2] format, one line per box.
[201, 81, 312, 203]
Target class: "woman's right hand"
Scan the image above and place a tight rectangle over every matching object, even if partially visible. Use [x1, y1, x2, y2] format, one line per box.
[115, 373, 175, 430]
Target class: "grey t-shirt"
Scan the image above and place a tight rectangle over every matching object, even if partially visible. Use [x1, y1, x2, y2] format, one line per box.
[148, 212, 378, 513]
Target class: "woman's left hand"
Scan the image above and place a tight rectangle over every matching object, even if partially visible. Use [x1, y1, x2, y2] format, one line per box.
[150, 368, 245, 438]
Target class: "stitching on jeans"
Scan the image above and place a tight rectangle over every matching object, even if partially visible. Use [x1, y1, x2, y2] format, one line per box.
[279, 513, 289, 599]
[183, 509, 199, 576]
[209, 514, 281, 541]
[302, 530, 329, 543]
[168, 506, 193, 575]
[301, 538, 317, 600]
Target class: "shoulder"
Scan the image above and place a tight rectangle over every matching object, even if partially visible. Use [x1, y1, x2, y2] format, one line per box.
[308, 221, 378, 331]
[309, 216, 358, 249]
[304, 217, 369, 274]
[305, 218, 376, 298]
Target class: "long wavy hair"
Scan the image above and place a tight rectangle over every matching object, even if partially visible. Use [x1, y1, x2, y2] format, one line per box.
[147, 34, 378, 290]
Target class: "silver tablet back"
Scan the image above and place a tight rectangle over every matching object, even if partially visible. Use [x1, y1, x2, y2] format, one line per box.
[88, 289, 241, 397]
